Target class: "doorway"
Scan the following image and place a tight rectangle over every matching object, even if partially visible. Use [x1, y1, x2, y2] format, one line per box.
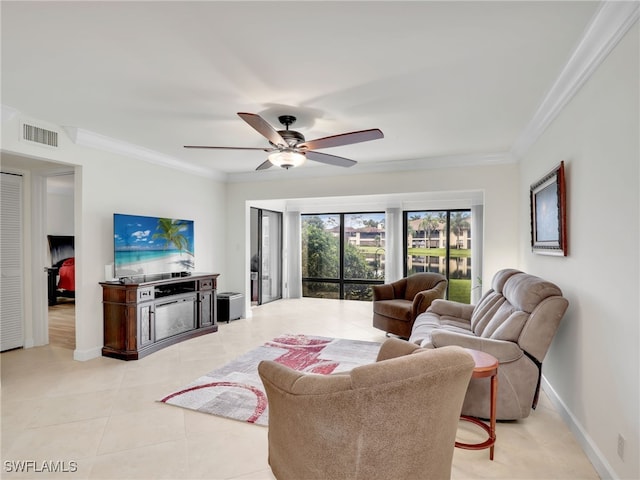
[250, 207, 282, 305]
[0, 154, 78, 351]
[46, 173, 76, 349]
[46, 174, 76, 347]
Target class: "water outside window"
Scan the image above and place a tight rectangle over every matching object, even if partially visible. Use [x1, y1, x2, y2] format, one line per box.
[406, 210, 472, 303]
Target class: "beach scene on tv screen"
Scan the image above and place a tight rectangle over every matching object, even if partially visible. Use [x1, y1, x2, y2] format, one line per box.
[114, 214, 194, 277]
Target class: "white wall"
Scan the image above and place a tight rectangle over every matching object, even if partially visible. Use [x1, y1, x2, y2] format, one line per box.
[46, 191, 74, 235]
[226, 163, 520, 304]
[1, 117, 228, 360]
[519, 23, 639, 480]
[75, 151, 227, 359]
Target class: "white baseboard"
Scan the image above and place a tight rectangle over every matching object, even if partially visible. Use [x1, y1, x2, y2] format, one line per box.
[73, 346, 102, 361]
[541, 376, 616, 479]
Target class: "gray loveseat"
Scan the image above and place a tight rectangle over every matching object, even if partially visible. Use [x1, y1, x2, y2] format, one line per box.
[409, 269, 568, 420]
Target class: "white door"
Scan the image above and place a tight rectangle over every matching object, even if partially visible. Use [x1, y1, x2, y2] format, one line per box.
[1, 172, 24, 351]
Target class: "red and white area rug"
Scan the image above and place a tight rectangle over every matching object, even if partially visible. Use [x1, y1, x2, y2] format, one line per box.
[159, 334, 381, 426]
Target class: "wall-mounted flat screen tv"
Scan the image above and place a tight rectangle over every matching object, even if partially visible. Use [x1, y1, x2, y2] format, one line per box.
[114, 213, 194, 278]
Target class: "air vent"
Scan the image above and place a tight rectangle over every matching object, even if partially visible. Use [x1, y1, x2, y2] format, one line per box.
[22, 123, 58, 147]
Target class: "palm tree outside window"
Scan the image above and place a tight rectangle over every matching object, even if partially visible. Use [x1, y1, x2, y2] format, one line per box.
[404, 210, 472, 303]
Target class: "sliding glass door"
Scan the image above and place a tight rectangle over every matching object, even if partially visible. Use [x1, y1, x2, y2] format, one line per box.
[261, 209, 282, 303]
[250, 208, 282, 305]
[404, 210, 472, 303]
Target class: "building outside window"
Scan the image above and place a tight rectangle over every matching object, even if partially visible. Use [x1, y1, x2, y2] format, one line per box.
[302, 212, 385, 300]
[404, 210, 472, 303]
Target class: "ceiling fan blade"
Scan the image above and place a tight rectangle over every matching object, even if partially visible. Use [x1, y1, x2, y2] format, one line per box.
[184, 145, 274, 151]
[256, 159, 274, 171]
[237, 112, 288, 147]
[298, 128, 383, 150]
[306, 150, 357, 168]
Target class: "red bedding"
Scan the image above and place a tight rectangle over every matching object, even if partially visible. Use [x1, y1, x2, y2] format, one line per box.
[57, 257, 75, 291]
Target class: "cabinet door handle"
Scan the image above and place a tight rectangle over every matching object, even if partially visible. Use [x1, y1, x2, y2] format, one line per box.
[159, 300, 179, 306]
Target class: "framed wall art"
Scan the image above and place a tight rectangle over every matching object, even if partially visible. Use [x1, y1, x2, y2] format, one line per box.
[530, 161, 567, 256]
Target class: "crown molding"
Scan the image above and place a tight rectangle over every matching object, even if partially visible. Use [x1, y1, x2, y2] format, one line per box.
[63, 126, 227, 182]
[225, 152, 516, 184]
[354, 152, 515, 173]
[511, 1, 640, 159]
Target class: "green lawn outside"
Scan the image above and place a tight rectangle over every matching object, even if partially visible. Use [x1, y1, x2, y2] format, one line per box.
[448, 279, 471, 303]
[407, 247, 471, 257]
[356, 246, 387, 254]
[357, 246, 471, 258]
[303, 279, 471, 303]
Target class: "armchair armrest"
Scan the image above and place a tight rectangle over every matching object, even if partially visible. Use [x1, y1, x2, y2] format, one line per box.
[375, 337, 422, 362]
[429, 299, 475, 322]
[412, 282, 448, 318]
[430, 330, 523, 364]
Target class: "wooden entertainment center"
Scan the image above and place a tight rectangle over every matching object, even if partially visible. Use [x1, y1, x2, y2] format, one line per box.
[100, 272, 220, 360]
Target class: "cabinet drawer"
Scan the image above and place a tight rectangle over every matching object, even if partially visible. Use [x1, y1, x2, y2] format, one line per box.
[200, 279, 214, 290]
[137, 288, 154, 302]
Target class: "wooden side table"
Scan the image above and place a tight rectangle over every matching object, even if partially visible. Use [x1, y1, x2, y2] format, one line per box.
[455, 348, 498, 460]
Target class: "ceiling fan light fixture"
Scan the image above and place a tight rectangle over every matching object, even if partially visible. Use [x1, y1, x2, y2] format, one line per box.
[185, 112, 382, 171]
[268, 150, 306, 169]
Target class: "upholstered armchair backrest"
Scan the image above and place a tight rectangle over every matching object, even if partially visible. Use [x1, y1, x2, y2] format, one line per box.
[403, 273, 447, 301]
[259, 344, 474, 480]
[390, 277, 408, 299]
[471, 269, 568, 363]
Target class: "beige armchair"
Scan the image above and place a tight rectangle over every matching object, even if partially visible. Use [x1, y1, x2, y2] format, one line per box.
[372, 272, 447, 338]
[258, 338, 474, 480]
[409, 269, 569, 420]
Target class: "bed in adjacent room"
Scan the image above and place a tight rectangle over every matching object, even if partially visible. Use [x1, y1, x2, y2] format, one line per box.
[47, 235, 75, 305]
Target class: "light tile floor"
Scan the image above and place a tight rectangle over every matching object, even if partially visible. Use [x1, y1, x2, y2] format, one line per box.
[1, 298, 599, 479]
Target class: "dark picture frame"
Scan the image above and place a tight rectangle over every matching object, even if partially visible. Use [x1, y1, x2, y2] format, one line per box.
[530, 161, 567, 256]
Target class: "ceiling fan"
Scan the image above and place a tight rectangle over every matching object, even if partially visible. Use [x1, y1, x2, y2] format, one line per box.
[184, 112, 384, 170]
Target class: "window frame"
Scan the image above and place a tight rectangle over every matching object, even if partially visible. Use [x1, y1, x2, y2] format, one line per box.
[403, 209, 472, 302]
[301, 211, 385, 300]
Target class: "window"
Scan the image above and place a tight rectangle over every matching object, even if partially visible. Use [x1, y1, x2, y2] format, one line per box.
[404, 210, 472, 303]
[302, 212, 385, 300]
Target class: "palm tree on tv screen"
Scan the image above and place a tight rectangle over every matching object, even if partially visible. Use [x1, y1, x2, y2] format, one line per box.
[152, 218, 192, 255]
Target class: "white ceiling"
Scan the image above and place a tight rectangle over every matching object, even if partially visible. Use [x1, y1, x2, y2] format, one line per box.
[0, 1, 607, 181]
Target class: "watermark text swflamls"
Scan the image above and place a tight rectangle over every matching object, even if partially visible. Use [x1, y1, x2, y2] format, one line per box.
[4, 460, 78, 473]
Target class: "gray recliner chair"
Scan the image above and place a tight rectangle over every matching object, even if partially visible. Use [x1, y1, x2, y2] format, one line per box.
[409, 268, 568, 420]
